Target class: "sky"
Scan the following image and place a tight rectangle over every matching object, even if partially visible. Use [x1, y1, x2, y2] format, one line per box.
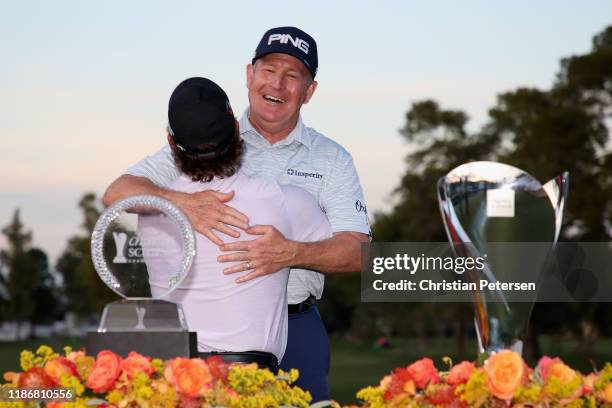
[1, 1, 611, 263]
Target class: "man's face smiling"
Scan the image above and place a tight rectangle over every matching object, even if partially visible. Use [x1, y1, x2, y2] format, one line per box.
[246, 53, 317, 142]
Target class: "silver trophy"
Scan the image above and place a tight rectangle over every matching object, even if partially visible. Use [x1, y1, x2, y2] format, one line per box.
[438, 162, 568, 355]
[88, 195, 198, 358]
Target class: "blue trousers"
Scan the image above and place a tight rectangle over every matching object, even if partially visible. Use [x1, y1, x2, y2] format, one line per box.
[279, 306, 330, 402]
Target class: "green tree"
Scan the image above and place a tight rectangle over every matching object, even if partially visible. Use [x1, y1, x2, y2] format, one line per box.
[367, 25, 612, 356]
[347, 101, 498, 354]
[558, 26, 612, 120]
[489, 87, 609, 240]
[556, 25, 612, 238]
[374, 100, 499, 242]
[56, 193, 117, 317]
[0, 210, 49, 331]
[29, 248, 65, 324]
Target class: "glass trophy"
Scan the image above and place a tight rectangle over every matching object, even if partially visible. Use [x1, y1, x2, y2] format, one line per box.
[438, 161, 568, 355]
[87, 195, 198, 358]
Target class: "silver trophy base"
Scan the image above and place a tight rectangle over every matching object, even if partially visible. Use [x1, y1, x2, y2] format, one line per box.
[88, 299, 198, 359]
[86, 331, 198, 359]
[98, 299, 189, 332]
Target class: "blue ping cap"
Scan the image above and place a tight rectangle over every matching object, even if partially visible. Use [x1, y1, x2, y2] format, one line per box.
[252, 26, 318, 78]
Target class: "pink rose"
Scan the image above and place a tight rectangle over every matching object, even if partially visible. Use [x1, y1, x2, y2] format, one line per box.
[85, 350, 122, 393]
[406, 358, 440, 389]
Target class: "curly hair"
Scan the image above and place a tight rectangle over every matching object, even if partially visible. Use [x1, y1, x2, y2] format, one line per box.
[170, 135, 245, 183]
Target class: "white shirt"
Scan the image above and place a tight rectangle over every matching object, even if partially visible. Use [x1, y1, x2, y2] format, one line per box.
[139, 171, 332, 360]
[127, 111, 370, 304]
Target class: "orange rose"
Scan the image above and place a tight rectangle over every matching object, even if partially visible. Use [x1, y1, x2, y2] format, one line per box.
[17, 367, 55, 389]
[165, 358, 212, 398]
[484, 350, 527, 400]
[546, 361, 578, 383]
[3, 371, 20, 385]
[205, 355, 229, 382]
[383, 367, 415, 401]
[379, 374, 392, 390]
[537, 356, 563, 381]
[120, 351, 154, 379]
[44, 356, 80, 383]
[85, 350, 122, 393]
[178, 394, 202, 408]
[165, 358, 189, 384]
[66, 350, 86, 362]
[406, 358, 440, 389]
[427, 384, 462, 406]
[447, 361, 475, 386]
[600, 383, 612, 403]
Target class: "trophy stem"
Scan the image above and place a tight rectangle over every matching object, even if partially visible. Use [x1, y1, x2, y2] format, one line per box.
[135, 302, 147, 330]
[473, 301, 489, 353]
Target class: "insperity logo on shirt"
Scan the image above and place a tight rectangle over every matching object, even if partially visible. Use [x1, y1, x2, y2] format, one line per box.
[286, 168, 323, 180]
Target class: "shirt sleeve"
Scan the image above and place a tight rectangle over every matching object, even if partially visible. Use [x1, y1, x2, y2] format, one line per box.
[320, 151, 371, 236]
[125, 145, 181, 187]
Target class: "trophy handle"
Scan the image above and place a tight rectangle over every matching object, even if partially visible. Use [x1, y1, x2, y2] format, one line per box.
[437, 177, 509, 354]
[542, 172, 569, 244]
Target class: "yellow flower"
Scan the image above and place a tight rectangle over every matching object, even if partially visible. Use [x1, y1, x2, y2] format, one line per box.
[228, 364, 275, 394]
[135, 385, 153, 399]
[514, 384, 542, 404]
[459, 368, 490, 408]
[595, 363, 612, 391]
[275, 368, 300, 385]
[356, 385, 386, 408]
[152, 358, 165, 375]
[543, 371, 582, 402]
[107, 389, 123, 404]
[132, 371, 150, 388]
[19, 350, 35, 371]
[36, 345, 55, 358]
[149, 380, 177, 408]
[60, 373, 85, 396]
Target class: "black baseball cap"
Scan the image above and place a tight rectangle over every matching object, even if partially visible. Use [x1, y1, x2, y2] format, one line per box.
[252, 26, 318, 78]
[168, 77, 236, 156]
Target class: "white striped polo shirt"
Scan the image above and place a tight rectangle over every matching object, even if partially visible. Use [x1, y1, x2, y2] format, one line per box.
[126, 110, 371, 304]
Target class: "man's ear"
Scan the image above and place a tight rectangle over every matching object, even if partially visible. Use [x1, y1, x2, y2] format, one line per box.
[246, 63, 254, 89]
[167, 134, 174, 146]
[303, 80, 318, 105]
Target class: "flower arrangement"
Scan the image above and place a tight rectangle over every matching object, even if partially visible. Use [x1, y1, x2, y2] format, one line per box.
[352, 350, 612, 407]
[1, 345, 313, 408]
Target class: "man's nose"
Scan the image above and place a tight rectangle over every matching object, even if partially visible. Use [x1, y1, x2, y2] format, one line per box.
[268, 73, 282, 89]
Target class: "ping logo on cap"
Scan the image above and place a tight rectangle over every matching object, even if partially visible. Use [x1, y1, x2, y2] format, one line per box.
[268, 33, 310, 54]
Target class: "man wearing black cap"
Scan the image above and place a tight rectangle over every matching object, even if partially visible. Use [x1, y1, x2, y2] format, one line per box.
[140, 76, 331, 372]
[103, 26, 370, 401]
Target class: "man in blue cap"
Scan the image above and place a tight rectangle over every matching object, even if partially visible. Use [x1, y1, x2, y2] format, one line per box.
[103, 26, 370, 401]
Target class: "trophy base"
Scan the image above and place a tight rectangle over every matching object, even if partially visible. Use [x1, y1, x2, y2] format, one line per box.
[86, 331, 198, 359]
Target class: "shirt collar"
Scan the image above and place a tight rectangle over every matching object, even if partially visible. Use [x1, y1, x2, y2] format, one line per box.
[239, 109, 312, 149]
